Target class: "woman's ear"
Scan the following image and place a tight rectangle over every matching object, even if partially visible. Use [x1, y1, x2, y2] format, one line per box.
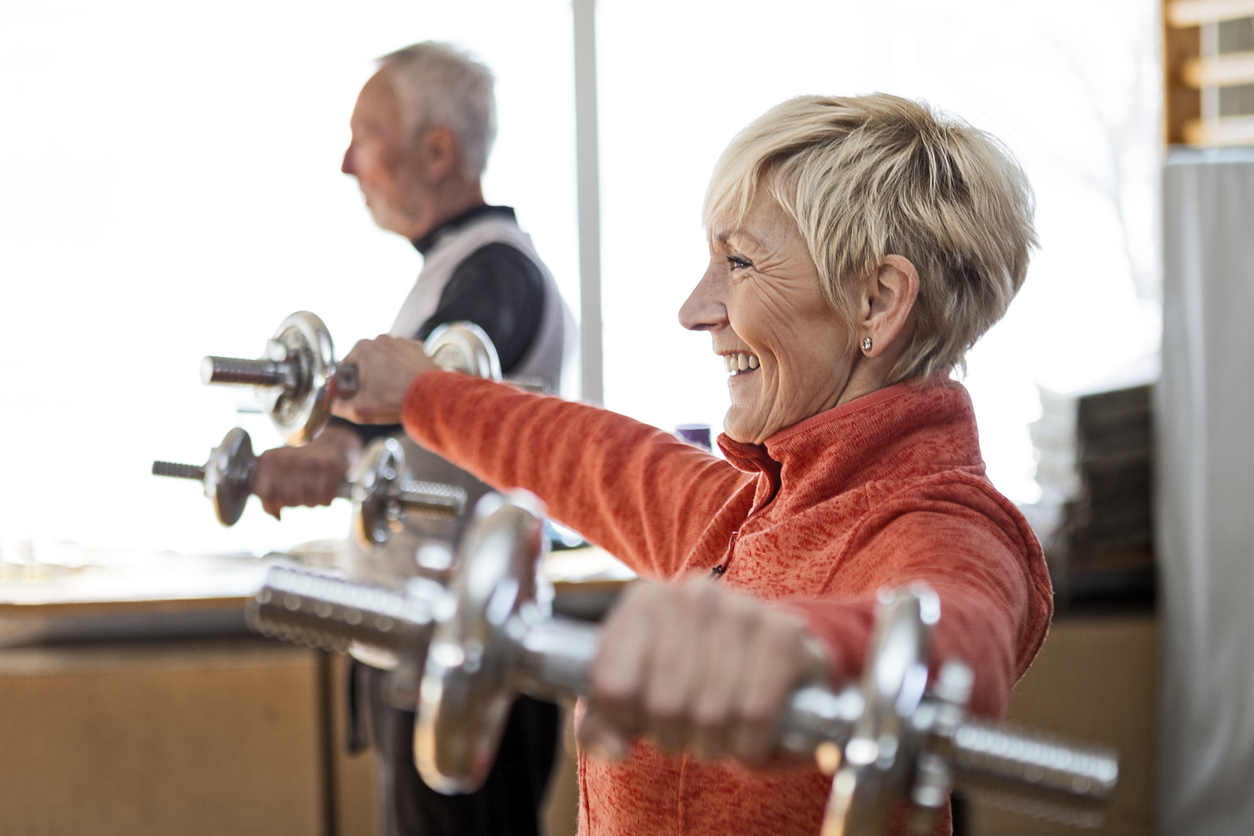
[860, 255, 919, 357]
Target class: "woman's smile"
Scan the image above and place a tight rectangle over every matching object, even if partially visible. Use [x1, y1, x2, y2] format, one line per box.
[722, 352, 760, 375]
[680, 192, 855, 444]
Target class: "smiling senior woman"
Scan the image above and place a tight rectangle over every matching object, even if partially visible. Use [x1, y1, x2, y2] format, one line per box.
[334, 93, 1052, 836]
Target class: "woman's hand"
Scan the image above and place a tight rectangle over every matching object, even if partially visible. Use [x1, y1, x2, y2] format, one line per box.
[332, 335, 437, 424]
[579, 578, 830, 766]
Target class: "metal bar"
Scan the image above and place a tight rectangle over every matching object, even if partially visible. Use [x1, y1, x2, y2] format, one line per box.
[573, 0, 604, 405]
[152, 461, 206, 481]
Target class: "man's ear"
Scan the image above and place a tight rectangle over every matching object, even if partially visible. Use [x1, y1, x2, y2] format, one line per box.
[859, 254, 919, 357]
[418, 126, 459, 184]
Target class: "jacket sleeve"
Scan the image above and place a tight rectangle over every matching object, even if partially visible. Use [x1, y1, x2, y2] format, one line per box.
[401, 370, 751, 579]
[783, 478, 1051, 720]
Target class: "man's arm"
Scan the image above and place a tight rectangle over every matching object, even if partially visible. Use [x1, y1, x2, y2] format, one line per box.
[254, 242, 546, 514]
[415, 241, 546, 373]
[323, 242, 549, 447]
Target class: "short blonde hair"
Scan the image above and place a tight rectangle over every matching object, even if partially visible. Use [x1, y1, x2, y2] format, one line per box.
[704, 94, 1037, 383]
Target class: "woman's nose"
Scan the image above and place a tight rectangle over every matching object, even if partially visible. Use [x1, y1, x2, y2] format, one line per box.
[679, 265, 728, 332]
[341, 144, 355, 176]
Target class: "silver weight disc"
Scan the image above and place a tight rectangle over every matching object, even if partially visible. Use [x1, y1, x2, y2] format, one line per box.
[425, 322, 502, 381]
[205, 427, 256, 527]
[414, 491, 548, 794]
[352, 438, 407, 550]
[269, 311, 337, 446]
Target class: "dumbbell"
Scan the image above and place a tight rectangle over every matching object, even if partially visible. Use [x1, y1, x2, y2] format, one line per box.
[200, 311, 542, 446]
[153, 430, 467, 548]
[248, 494, 1119, 834]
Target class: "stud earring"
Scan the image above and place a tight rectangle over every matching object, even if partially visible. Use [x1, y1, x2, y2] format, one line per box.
[861, 337, 873, 352]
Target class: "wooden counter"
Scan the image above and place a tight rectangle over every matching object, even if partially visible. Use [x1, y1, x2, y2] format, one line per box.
[0, 547, 631, 836]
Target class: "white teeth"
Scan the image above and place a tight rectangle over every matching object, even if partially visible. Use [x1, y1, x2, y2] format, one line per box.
[722, 352, 759, 375]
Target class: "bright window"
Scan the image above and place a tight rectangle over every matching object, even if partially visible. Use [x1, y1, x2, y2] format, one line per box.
[0, 0, 1160, 561]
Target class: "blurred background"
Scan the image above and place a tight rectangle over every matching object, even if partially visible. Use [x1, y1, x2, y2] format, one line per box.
[0, 0, 1160, 558]
[9, 1, 1253, 834]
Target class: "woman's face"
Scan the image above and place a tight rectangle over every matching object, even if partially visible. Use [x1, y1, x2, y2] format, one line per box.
[680, 193, 856, 444]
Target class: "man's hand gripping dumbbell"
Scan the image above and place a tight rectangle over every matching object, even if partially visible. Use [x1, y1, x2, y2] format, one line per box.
[249, 492, 1119, 835]
[201, 310, 544, 442]
[153, 430, 466, 548]
[198, 311, 541, 518]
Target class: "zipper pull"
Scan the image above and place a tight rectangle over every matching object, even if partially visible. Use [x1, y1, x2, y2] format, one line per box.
[710, 530, 739, 580]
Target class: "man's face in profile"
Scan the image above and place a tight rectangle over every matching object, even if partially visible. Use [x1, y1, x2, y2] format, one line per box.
[342, 68, 423, 236]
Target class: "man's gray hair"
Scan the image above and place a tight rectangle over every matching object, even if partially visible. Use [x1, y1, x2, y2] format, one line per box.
[380, 42, 497, 179]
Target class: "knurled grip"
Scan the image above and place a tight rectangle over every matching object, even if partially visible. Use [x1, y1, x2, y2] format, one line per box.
[397, 480, 468, 519]
[152, 461, 206, 481]
[949, 719, 1119, 804]
[247, 566, 448, 655]
[201, 356, 290, 387]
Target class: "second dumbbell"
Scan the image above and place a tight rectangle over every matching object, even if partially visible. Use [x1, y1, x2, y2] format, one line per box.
[153, 430, 466, 548]
[201, 311, 539, 446]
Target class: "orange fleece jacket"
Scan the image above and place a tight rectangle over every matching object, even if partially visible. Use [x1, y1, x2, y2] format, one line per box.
[400, 371, 1052, 836]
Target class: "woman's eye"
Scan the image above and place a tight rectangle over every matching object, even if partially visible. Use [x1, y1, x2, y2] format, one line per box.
[726, 256, 752, 270]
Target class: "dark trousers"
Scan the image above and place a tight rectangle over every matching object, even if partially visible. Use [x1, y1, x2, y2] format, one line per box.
[354, 661, 560, 836]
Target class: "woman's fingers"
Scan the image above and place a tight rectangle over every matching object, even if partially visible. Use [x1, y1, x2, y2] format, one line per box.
[731, 610, 830, 764]
[643, 582, 720, 752]
[587, 582, 662, 740]
[689, 593, 756, 760]
[584, 579, 832, 767]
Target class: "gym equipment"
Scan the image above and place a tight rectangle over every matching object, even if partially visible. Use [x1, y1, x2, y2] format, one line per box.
[154, 431, 466, 548]
[248, 493, 1119, 834]
[201, 311, 540, 446]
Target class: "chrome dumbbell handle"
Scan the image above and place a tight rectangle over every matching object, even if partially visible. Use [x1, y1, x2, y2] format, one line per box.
[505, 618, 1117, 808]
[515, 619, 599, 695]
[395, 479, 466, 517]
[247, 563, 1117, 811]
[948, 719, 1119, 804]
[248, 565, 451, 655]
[203, 314, 547, 446]
[152, 461, 206, 481]
[155, 432, 467, 546]
[201, 356, 359, 398]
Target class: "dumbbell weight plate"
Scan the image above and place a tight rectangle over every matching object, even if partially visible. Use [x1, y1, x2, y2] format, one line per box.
[268, 311, 338, 447]
[426, 322, 502, 380]
[821, 586, 938, 836]
[414, 491, 550, 794]
[352, 437, 406, 551]
[206, 427, 257, 526]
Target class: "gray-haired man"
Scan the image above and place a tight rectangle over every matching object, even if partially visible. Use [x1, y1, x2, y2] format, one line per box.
[253, 42, 571, 836]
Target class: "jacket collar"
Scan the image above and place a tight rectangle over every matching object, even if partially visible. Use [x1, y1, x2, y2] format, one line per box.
[412, 204, 516, 255]
[716, 375, 981, 508]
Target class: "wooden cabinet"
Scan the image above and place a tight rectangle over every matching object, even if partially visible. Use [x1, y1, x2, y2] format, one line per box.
[0, 638, 325, 836]
[968, 614, 1158, 836]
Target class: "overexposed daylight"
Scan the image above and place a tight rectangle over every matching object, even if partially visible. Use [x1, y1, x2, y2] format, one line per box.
[0, 0, 1159, 558]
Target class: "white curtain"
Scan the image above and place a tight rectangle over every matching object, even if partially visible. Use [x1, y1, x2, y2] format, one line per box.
[1158, 147, 1254, 835]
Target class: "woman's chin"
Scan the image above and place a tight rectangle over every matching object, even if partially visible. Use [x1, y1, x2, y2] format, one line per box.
[721, 407, 762, 445]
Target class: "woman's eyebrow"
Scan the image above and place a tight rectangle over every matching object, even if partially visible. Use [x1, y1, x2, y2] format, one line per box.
[716, 228, 771, 252]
